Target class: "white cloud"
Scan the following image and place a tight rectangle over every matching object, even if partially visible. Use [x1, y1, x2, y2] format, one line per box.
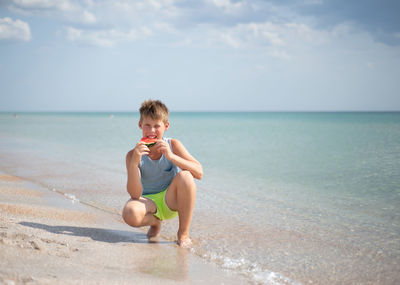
[190, 20, 354, 61]
[2, 0, 368, 56]
[208, 20, 339, 51]
[0, 17, 31, 41]
[82, 10, 96, 24]
[285, 22, 329, 44]
[5, 0, 183, 46]
[83, 0, 94, 8]
[66, 26, 152, 47]
[209, 22, 286, 49]
[247, 22, 285, 46]
[220, 32, 242, 48]
[110, 0, 179, 20]
[9, 0, 96, 24]
[11, 0, 75, 11]
[206, 0, 246, 14]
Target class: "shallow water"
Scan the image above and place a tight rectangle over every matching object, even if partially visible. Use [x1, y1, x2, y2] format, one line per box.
[1, 112, 399, 284]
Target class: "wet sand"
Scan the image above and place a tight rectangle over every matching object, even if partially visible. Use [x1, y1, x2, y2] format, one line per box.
[0, 173, 249, 284]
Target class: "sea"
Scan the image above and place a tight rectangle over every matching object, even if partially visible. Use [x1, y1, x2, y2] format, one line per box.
[0, 112, 399, 284]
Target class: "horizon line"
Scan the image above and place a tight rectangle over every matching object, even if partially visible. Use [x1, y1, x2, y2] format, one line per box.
[1, 110, 400, 113]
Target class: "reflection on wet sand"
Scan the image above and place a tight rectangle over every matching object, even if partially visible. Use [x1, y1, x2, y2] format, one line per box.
[138, 243, 189, 281]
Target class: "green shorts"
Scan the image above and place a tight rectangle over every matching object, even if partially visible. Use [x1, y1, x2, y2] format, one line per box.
[143, 189, 178, 221]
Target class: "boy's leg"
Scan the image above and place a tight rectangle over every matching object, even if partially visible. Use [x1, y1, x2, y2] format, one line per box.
[165, 171, 196, 245]
[122, 197, 161, 238]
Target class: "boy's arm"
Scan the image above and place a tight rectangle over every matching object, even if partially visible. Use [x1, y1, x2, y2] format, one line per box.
[126, 143, 149, 199]
[158, 139, 203, 180]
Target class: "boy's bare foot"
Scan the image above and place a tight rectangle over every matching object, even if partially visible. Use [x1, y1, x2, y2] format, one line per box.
[177, 232, 192, 248]
[147, 222, 161, 239]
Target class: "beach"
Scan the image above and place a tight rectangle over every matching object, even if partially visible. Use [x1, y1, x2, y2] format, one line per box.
[0, 173, 249, 284]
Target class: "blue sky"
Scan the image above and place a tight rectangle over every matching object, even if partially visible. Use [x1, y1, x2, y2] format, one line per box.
[0, 0, 399, 111]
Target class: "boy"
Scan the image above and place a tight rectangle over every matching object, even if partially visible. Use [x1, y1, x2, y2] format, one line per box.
[122, 100, 203, 247]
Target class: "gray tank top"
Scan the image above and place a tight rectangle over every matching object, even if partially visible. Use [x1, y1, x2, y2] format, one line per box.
[140, 137, 180, 195]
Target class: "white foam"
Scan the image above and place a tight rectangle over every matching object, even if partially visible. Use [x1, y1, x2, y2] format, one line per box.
[64, 193, 79, 203]
[222, 257, 247, 269]
[253, 270, 302, 285]
[203, 252, 301, 285]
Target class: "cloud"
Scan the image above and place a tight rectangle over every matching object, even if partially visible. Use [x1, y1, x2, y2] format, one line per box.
[210, 20, 331, 51]
[2, 0, 182, 47]
[61, 1, 182, 47]
[7, 0, 96, 24]
[81, 10, 96, 24]
[3, 0, 397, 51]
[292, 0, 400, 45]
[219, 32, 242, 48]
[66, 26, 152, 47]
[212, 22, 285, 49]
[11, 0, 74, 10]
[285, 22, 329, 44]
[206, 0, 246, 14]
[0, 17, 31, 41]
[108, 0, 179, 22]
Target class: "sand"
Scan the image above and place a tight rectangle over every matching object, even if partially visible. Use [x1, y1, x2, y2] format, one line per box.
[0, 173, 249, 284]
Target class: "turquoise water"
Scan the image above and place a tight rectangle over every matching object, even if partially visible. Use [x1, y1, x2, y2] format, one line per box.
[1, 112, 399, 284]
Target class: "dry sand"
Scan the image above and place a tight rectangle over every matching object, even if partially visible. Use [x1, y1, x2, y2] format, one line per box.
[0, 173, 249, 284]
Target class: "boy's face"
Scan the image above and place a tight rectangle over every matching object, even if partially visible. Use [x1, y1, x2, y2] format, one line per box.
[139, 117, 169, 139]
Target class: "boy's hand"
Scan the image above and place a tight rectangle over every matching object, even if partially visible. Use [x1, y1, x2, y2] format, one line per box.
[154, 139, 174, 160]
[131, 142, 150, 166]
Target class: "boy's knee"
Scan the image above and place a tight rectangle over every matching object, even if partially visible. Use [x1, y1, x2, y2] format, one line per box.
[176, 171, 196, 196]
[122, 202, 143, 227]
[177, 171, 195, 186]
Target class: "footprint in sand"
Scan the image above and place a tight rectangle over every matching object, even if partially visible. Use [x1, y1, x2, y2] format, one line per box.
[0, 231, 79, 257]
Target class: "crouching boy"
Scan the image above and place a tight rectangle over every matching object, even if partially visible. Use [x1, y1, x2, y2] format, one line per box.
[122, 100, 203, 247]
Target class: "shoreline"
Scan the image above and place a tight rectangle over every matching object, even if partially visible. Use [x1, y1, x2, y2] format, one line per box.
[0, 172, 249, 284]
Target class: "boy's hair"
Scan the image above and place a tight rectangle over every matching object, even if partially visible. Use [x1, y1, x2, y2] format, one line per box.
[139, 100, 169, 124]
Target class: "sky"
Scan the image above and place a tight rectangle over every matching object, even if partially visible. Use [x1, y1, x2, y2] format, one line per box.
[0, 0, 400, 112]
